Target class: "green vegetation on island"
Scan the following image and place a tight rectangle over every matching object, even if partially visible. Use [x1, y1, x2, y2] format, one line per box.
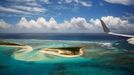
[43, 47, 84, 56]
[0, 40, 24, 46]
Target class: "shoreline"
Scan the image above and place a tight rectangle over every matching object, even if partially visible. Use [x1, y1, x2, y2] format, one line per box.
[0, 45, 33, 51]
[0, 44, 84, 58]
[0, 41, 33, 51]
[0, 41, 84, 58]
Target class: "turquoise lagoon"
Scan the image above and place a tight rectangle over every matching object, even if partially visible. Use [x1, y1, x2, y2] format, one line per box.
[0, 39, 134, 75]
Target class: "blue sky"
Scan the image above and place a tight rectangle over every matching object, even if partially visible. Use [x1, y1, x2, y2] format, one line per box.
[0, 0, 134, 33]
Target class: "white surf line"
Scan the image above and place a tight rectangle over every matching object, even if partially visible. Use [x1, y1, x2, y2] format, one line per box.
[127, 38, 134, 45]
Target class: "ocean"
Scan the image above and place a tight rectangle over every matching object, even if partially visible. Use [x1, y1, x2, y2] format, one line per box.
[0, 33, 134, 75]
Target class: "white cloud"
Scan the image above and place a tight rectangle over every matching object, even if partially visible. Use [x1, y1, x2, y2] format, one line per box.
[64, 0, 92, 7]
[80, 1, 92, 7]
[104, 0, 134, 5]
[17, 17, 31, 29]
[123, 13, 134, 20]
[69, 17, 90, 29]
[1, 16, 134, 33]
[65, 0, 73, 3]
[65, 0, 79, 3]
[37, 17, 47, 26]
[0, 6, 31, 14]
[43, 0, 50, 4]
[25, 2, 39, 6]
[11, 6, 47, 13]
[0, 0, 46, 15]
[0, 20, 11, 29]
[17, 17, 44, 29]
[16, 17, 94, 33]
[101, 16, 134, 32]
[6, 0, 35, 2]
[15, 16, 134, 33]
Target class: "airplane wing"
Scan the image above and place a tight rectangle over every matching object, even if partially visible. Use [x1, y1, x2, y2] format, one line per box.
[100, 20, 134, 38]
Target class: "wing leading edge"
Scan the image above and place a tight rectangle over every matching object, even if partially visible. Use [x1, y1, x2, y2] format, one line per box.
[100, 20, 134, 38]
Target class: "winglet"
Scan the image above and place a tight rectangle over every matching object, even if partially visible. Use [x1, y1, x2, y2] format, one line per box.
[100, 20, 111, 33]
[100, 20, 134, 38]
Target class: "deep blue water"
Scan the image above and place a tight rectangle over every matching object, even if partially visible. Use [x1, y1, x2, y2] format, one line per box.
[0, 33, 128, 41]
[0, 33, 134, 75]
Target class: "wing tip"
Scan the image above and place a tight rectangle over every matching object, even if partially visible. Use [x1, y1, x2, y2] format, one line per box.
[100, 19, 111, 33]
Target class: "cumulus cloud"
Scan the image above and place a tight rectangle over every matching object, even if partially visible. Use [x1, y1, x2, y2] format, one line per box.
[17, 17, 94, 32]
[0, 20, 11, 29]
[0, 16, 134, 33]
[16, 16, 134, 33]
[104, 0, 134, 5]
[101, 16, 134, 32]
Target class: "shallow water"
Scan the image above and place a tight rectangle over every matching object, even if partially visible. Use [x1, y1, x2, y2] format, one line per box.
[0, 39, 134, 75]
